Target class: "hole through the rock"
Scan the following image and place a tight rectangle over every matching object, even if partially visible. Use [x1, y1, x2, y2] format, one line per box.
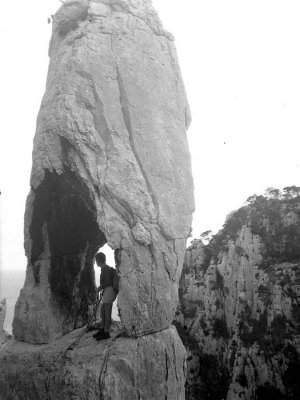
[29, 168, 110, 330]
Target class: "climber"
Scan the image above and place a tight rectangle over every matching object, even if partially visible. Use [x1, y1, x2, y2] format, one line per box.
[93, 252, 118, 341]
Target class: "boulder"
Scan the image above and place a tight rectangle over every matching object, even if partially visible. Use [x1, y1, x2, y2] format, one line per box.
[13, 0, 194, 344]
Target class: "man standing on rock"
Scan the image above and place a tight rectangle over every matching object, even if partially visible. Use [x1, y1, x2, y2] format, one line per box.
[93, 252, 117, 340]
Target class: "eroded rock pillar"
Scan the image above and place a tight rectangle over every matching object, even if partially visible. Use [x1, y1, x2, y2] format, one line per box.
[13, 0, 194, 345]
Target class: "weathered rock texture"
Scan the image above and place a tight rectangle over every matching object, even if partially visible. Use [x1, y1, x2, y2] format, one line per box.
[0, 325, 186, 400]
[13, 0, 193, 344]
[175, 192, 300, 400]
[0, 299, 10, 345]
[3, 1, 191, 398]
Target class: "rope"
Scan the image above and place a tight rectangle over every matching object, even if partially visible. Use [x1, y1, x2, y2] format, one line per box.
[68, 292, 103, 350]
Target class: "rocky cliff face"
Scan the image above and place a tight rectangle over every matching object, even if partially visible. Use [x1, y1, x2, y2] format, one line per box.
[0, 1, 193, 398]
[175, 192, 300, 400]
[12, 0, 193, 344]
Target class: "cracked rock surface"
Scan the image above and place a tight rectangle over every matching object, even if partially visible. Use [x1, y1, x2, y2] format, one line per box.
[0, 325, 186, 400]
[12, 0, 194, 344]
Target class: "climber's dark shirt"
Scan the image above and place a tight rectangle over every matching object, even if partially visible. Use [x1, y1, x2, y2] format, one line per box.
[100, 264, 113, 290]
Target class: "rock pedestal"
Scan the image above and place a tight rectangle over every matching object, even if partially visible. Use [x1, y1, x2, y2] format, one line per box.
[12, 0, 194, 344]
[0, 326, 186, 400]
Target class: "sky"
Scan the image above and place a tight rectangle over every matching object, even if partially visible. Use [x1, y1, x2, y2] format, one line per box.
[1, 0, 300, 271]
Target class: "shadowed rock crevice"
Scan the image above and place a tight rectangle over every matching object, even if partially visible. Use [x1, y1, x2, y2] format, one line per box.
[30, 168, 102, 263]
[13, 168, 109, 341]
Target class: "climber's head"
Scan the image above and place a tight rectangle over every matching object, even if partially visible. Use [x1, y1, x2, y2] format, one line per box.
[95, 252, 106, 268]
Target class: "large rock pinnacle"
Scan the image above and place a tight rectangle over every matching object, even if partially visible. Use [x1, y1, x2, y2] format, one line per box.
[13, 0, 194, 344]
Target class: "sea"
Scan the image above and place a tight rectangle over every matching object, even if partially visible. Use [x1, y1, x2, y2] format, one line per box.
[0, 268, 119, 334]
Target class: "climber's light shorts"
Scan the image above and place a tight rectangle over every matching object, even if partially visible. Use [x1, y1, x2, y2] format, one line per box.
[102, 286, 117, 303]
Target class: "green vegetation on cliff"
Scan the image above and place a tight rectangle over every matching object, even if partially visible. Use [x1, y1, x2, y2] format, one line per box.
[176, 186, 300, 400]
[200, 186, 300, 269]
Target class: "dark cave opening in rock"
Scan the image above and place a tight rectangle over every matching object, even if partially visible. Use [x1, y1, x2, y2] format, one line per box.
[29, 168, 109, 329]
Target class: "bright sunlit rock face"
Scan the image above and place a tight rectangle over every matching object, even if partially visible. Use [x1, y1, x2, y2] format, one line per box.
[13, 0, 194, 346]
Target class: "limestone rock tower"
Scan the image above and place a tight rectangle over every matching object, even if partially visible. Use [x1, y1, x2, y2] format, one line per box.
[13, 0, 193, 353]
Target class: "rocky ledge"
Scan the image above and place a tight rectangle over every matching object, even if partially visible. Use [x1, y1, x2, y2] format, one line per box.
[0, 325, 185, 400]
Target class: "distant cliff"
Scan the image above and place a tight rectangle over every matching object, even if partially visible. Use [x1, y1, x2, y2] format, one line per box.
[175, 187, 300, 400]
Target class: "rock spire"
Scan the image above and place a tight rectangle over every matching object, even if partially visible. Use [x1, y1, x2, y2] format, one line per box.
[0, 2, 193, 398]
[13, 0, 194, 348]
